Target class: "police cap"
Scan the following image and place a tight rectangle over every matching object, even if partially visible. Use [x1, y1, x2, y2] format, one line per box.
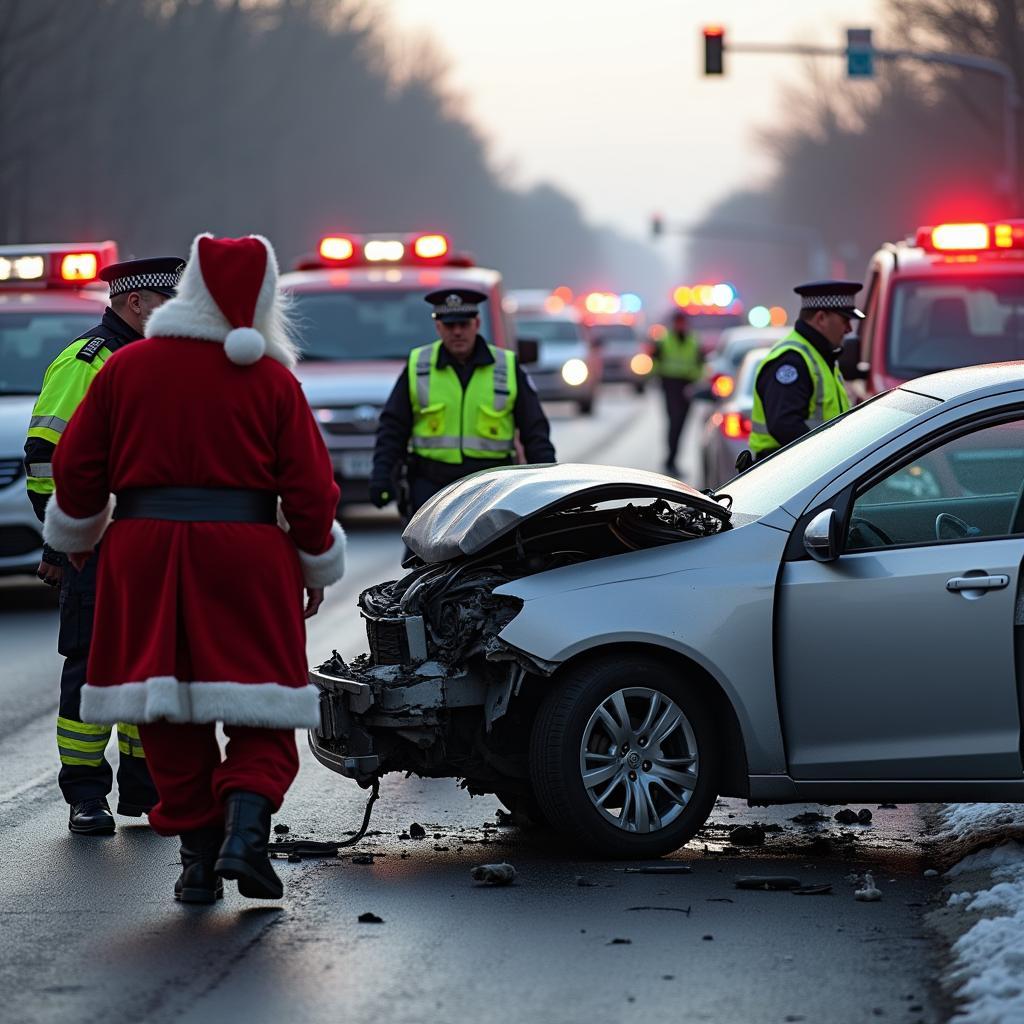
[99, 256, 186, 298]
[795, 279, 865, 320]
[425, 288, 487, 323]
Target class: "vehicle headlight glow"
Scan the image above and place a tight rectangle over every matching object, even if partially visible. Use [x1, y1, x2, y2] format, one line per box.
[630, 352, 653, 375]
[561, 358, 589, 386]
[364, 240, 405, 262]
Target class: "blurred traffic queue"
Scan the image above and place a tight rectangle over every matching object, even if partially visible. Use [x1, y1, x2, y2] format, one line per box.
[0, 241, 113, 573]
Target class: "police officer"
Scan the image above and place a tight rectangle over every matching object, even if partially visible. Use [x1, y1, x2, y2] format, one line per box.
[654, 309, 703, 474]
[24, 255, 184, 835]
[748, 280, 863, 460]
[369, 288, 556, 519]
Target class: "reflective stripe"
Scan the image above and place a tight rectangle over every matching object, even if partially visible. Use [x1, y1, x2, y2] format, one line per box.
[412, 434, 515, 452]
[57, 733, 109, 753]
[117, 723, 141, 740]
[59, 753, 106, 767]
[57, 716, 109, 736]
[415, 345, 432, 409]
[118, 740, 146, 759]
[778, 339, 826, 423]
[493, 352, 510, 412]
[27, 462, 53, 478]
[28, 414, 68, 434]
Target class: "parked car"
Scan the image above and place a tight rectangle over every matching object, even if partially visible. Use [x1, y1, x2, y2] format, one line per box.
[310, 361, 1024, 857]
[700, 325, 788, 402]
[699, 346, 769, 488]
[586, 320, 649, 392]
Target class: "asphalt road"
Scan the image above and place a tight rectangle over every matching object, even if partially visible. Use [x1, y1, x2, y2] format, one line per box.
[0, 388, 946, 1024]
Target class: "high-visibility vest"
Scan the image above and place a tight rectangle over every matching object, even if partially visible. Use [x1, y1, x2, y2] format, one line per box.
[656, 330, 702, 380]
[25, 337, 116, 501]
[407, 340, 517, 464]
[749, 330, 850, 455]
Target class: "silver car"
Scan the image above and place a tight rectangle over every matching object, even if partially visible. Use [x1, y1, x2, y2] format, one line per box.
[312, 363, 1024, 857]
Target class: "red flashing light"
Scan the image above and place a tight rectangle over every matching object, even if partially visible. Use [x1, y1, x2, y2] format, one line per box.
[60, 252, 99, 282]
[916, 219, 1024, 254]
[310, 232, 464, 269]
[711, 373, 735, 399]
[704, 24, 725, 36]
[319, 236, 356, 262]
[0, 241, 117, 289]
[413, 234, 449, 259]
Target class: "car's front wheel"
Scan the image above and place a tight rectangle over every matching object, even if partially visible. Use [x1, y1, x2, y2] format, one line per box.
[530, 655, 719, 858]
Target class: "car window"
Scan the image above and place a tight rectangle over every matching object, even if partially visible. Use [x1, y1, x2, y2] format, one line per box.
[291, 288, 498, 361]
[887, 275, 1024, 377]
[848, 417, 1024, 550]
[0, 312, 98, 394]
[722, 389, 938, 518]
[588, 324, 635, 342]
[515, 319, 585, 343]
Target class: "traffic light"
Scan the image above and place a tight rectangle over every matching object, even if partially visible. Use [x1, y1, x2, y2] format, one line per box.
[651, 213, 664, 238]
[847, 28, 873, 78]
[704, 26, 724, 75]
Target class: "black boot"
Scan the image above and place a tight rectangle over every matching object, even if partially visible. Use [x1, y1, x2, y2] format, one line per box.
[69, 797, 115, 835]
[175, 826, 225, 904]
[214, 792, 283, 899]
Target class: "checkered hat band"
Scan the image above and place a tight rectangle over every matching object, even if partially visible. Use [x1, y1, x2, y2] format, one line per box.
[434, 304, 477, 315]
[109, 271, 181, 296]
[801, 294, 855, 310]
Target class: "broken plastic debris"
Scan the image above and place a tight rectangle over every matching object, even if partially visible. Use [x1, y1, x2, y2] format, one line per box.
[735, 875, 802, 891]
[854, 872, 882, 901]
[358, 912, 384, 924]
[728, 824, 765, 846]
[409, 823, 426, 840]
[350, 854, 375, 865]
[273, 823, 290, 835]
[792, 884, 832, 896]
[470, 862, 516, 886]
[623, 864, 692, 874]
[790, 811, 828, 825]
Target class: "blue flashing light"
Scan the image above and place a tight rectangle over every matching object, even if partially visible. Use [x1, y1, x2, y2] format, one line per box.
[748, 305, 771, 328]
[620, 292, 642, 313]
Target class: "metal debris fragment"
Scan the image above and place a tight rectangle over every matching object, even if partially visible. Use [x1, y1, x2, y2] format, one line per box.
[735, 875, 802, 891]
[623, 864, 692, 875]
[358, 912, 384, 924]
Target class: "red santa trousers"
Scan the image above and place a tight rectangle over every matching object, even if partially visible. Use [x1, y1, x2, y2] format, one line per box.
[138, 721, 298, 835]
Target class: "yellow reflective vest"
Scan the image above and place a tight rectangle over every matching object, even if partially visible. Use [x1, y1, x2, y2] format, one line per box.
[408, 340, 517, 464]
[655, 330, 702, 381]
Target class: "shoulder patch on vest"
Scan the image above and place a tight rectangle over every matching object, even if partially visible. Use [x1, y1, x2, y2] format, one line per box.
[75, 337, 107, 363]
[775, 364, 799, 385]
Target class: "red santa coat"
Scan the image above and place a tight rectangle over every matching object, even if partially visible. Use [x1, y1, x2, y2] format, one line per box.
[44, 336, 344, 730]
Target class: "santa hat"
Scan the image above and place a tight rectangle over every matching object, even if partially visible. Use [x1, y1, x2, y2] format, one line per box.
[145, 233, 298, 368]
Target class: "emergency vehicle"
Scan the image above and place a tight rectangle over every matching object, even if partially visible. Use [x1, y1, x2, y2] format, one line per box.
[283, 233, 519, 506]
[0, 242, 112, 574]
[578, 291, 650, 392]
[855, 220, 1024, 395]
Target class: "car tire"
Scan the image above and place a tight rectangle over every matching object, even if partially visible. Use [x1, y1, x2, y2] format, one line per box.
[495, 787, 551, 829]
[529, 655, 719, 858]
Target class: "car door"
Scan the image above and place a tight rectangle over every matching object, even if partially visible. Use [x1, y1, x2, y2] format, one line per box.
[777, 415, 1024, 780]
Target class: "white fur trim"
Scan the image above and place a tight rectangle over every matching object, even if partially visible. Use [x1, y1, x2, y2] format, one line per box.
[80, 677, 321, 728]
[42, 494, 114, 553]
[225, 326, 265, 365]
[296, 521, 346, 588]
[145, 232, 298, 368]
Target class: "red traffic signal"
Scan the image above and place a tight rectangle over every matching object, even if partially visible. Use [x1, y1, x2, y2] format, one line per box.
[704, 25, 724, 75]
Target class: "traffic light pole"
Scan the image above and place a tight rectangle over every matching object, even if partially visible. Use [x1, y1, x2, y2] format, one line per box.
[726, 42, 1021, 213]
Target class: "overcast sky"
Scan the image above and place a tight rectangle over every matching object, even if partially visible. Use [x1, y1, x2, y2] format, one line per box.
[386, 0, 880, 244]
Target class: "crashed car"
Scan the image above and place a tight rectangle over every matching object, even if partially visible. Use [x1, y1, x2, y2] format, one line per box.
[312, 362, 1024, 857]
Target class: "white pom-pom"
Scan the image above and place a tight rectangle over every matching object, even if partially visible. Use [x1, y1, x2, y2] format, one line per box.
[224, 327, 265, 365]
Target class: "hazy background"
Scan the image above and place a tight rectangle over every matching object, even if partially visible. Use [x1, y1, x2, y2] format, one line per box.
[1, 0, 1019, 314]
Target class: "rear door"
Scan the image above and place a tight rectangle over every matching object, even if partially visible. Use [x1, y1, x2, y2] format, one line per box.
[777, 414, 1024, 780]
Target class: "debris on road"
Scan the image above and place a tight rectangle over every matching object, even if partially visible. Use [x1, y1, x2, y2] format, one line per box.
[607, 938, 632, 945]
[834, 809, 858, 824]
[790, 811, 828, 825]
[273, 823, 290, 835]
[470, 862, 516, 886]
[623, 864, 692, 875]
[735, 875, 802, 891]
[728, 824, 765, 846]
[857, 809, 873, 824]
[287, 852, 302, 863]
[358, 912, 384, 924]
[854, 872, 882, 901]
[626, 906, 692, 915]
[702, 934, 714, 941]
[351, 854, 375, 865]
[792, 884, 832, 896]
[409, 822, 427, 840]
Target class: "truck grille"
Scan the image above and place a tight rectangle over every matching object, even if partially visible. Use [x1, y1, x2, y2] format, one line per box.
[0, 458, 23, 488]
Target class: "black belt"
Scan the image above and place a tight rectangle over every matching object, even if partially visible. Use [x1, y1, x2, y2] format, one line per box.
[114, 487, 277, 523]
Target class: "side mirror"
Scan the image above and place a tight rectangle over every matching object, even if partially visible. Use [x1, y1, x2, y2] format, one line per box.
[839, 335, 868, 380]
[734, 450, 753, 474]
[803, 508, 839, 562]
[517, 337, 539, 365]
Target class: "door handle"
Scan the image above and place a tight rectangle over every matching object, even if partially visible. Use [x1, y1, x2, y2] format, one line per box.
[946, 574, 1010, 592]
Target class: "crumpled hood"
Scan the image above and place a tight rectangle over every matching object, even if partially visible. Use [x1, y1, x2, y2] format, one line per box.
[402, 463, 728, 562]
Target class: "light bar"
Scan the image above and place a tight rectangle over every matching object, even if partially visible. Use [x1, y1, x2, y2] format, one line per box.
[364, 239, 405, 262]
[319, 236, 356, 262]
[0, 241, 117, 288]
[60, 252, 99, 282]
[915, 219, 1024, 254]
[929, 223, 989, 251]
[413, 234, 448, 259]
[672, 281, 740, 311]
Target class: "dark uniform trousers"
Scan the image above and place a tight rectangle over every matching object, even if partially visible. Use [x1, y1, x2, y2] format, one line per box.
[56, 551, 157, 807]
[662, 378, 691, 466]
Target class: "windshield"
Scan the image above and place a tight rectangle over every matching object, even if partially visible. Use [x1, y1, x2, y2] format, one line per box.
[291, 288, 498, 361]
[887, 275, 1024, 378]
[516, 318, 585, 343]
[721, 389, 939, 517]
[0, 312, 97, 394]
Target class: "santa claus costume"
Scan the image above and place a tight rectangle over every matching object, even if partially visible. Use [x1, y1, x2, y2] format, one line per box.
[44, 233, 344, 903]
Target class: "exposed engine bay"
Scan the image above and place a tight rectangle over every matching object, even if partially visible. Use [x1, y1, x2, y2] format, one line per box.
[309, 471, 731, 804]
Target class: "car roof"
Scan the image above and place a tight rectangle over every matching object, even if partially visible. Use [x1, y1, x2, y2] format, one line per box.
[279, 265, 501, 292]
[0, 289, 106, 313]
[901, 361, 1024, 402]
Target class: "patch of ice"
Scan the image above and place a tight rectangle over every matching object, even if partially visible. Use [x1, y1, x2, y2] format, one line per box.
[946, 841, 1024, 879]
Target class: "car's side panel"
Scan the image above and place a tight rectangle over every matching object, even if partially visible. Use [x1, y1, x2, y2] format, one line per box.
[497, 522, 791, 774]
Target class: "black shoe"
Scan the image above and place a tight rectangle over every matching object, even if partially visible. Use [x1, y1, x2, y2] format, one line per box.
[215, 792, 283, 900]
[175, 826, 225, 904]
[69, 798, 115, 835]
[116, 800, 154, 818]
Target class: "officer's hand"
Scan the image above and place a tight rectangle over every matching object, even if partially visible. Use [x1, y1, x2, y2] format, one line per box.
[304, 587, 324, 619]
[36, 559, 63, 588]
[369, 482, 393, 509]
[68, 551, 91, 572]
